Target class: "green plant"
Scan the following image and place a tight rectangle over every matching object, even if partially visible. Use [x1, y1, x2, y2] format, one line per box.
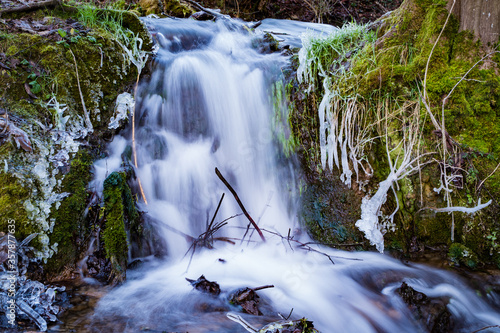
[77, 4, 132, 46]
[448, 243, 479, 269]
[486, 231, 499, 256]
[27, 73, 42, 94]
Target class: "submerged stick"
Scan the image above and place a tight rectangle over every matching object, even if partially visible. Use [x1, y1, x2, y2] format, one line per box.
[215, 167, 266, 242]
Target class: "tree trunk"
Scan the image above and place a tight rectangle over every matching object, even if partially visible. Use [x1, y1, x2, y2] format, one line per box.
[447, 0, 500, 45]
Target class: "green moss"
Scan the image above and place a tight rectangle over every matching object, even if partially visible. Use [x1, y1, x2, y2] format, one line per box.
[162, 0, 195, 18]
[46, 150, 94, 274]
[0, 3, 150, 274]
[102, 171, 139, 280]
[0, 171, 33, 240]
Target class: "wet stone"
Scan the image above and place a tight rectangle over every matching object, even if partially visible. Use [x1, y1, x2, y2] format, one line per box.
[397, 282, 454, 333]
[229, 287, 262, 316]
[186, 275, 221, 296]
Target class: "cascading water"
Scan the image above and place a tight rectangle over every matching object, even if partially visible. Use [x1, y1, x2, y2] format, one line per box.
[87, 18, 500, 332]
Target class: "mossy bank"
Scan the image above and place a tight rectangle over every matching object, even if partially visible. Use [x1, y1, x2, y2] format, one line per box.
[0, 3, 151, 278]
[288, 0, 500, 268]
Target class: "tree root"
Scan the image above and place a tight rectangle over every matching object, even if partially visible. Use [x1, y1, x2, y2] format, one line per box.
[0, 0, 61, 15]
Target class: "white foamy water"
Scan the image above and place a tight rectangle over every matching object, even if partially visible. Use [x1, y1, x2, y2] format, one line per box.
[90, 18, 500, 332]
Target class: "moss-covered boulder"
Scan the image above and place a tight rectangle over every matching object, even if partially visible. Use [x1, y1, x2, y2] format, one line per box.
[138, 0, 194, 17]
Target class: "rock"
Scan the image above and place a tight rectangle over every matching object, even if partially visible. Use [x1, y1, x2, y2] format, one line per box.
[191, 10, 216, 21]
[229, 287, 261, 315]
[397, 282, 454, 333]
[186, 275, 221, 296]
[139, 0, 161, 16]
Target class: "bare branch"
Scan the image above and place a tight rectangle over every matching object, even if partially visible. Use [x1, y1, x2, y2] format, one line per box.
[215, 167, 266, 242]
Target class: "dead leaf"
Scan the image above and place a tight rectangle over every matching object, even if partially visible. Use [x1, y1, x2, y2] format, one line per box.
[9, 123, 32, 152]
[24, 82, 38, 99]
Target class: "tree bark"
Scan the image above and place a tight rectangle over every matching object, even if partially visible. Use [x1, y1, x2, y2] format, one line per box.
[446, 0, 500, 45]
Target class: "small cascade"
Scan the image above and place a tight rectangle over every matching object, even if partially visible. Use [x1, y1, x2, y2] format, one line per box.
[88, 17, 500, 332]
[76, 226, 100, 285]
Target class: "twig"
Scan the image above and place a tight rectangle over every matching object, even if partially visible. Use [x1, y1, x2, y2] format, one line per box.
[147, 216, 195, 242]
[375, 1, 387, 12]
[278, 308, 294, 320]
[252, 285, 274, 291]
[182, 0, 227, 19]
[422, 0, 455, 132]
[215, 167, 266, 242]
[261, 228, 363, 263]
[303, 241, 365, 247]
[69, 49, 93, 132]
[243, 191, 272, 245]
[132, 52, 148, 205]
[477, 161, 500, 192]
[471, 325, 500, 333]
[208, 193, 225, 231]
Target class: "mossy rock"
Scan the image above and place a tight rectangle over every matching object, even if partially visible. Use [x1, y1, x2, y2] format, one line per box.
[288, 0, 500, 262]
[45, 150, 94, 274]
[164, 0, 195, 18]
[300, 177, 363, 248]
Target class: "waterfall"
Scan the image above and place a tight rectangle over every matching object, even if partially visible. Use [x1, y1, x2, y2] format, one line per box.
[89, 18, 500, 332]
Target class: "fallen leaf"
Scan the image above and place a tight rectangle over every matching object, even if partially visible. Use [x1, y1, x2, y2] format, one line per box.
[24, 82, 38, 99]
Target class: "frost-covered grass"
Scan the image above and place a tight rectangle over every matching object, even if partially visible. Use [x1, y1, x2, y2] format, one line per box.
[298, 23, 377, 188]
[297, 22, 376, 90]
[297, 15, 496, 253]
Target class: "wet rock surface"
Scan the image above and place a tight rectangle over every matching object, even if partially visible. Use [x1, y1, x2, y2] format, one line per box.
[397, 282, 454, 333]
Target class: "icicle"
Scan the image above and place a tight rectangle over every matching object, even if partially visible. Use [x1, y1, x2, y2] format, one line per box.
[17, 300, 47, 331]
[109, 92, 134, 129]
[355, 176, 396, 253]
[431, 198, 492, 214]
[318, 80, 331, 169]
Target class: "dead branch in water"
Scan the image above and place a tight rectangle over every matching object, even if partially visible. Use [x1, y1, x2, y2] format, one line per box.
[252, 284, 274, 291]
[262, 228, 363, 264]
[471, 325, 500, 333]
[183, 203, 242, 272]
[215, 167, 266, 242]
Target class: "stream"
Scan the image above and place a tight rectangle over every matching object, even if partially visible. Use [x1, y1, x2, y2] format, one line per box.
[63, 17, 500, 332]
